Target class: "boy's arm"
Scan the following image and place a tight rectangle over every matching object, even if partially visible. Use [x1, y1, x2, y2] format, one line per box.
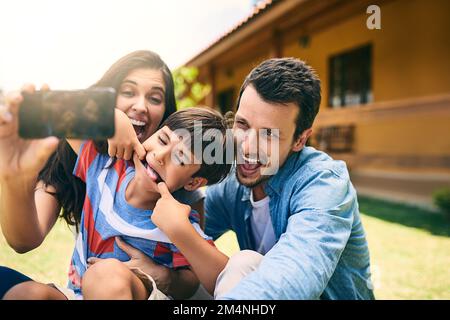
[165, 222, 228, 295]
[152, 182, 229, 295]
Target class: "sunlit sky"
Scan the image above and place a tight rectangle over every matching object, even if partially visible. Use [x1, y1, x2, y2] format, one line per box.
[0, 0, 254, 91]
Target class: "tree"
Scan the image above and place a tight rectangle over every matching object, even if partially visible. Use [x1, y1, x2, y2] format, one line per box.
[173, 66, 211, 110]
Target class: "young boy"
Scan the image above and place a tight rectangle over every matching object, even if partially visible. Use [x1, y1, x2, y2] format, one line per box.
[65, 107, 231, 299]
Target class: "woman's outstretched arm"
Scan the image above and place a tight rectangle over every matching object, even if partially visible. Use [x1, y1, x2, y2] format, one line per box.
[0, 88, 61, 253]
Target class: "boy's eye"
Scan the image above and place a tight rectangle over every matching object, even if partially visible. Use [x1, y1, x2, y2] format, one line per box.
[158, 136, 168, 145]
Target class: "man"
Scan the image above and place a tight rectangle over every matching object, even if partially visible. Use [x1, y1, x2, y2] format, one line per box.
[202, 58, 374, 299]
[88, 57, 374, 300]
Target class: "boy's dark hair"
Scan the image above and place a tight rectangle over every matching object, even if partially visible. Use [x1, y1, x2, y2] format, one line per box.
[161, 107, 232, 185]
[237, 58, 321, 138]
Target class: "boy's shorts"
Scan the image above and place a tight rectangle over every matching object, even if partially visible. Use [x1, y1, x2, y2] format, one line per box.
[52, 267, 170, 300]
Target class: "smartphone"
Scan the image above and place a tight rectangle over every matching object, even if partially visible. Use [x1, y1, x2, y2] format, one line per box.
[19, 87, 116, 139]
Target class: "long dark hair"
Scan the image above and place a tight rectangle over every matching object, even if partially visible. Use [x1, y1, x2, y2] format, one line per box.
[38, 50, 177, 229]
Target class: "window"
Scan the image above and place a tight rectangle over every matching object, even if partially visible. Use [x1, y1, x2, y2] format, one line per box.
[217, 88, 235, 114]
[329, 44, 372, 108]
[314, 125, 355, 153]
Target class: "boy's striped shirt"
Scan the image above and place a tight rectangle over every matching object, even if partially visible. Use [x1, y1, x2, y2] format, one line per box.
[68, 141, 213, 297]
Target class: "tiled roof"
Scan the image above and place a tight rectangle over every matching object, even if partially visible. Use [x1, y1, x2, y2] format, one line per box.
[186, 0, 280, 65]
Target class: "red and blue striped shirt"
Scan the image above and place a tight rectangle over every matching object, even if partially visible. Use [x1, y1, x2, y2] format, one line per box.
[68, 141, 213, 297]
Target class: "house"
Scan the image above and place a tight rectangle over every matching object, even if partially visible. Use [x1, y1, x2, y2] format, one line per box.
[184, 0, 450, 208]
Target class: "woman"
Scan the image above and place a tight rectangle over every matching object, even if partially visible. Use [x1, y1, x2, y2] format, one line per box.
[0, 50, 204, 299]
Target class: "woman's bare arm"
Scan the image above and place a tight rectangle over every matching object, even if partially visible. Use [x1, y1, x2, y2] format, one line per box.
[0, 177, 61, 253]
[0, 89, 61, 253]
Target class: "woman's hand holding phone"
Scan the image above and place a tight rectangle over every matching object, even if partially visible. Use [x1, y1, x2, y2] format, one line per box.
[0, 84, 59, 181]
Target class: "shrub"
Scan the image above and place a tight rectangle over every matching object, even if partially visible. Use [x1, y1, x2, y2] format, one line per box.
[433, 187, 450, 218]
[173, 66, 211, 110]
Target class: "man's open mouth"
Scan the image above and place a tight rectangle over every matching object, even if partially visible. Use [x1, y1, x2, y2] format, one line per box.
[240, 154, 262, 172]
[141, 160, 164, 183]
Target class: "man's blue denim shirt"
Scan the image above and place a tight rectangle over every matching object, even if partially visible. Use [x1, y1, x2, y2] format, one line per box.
[205, 147, 375, 300]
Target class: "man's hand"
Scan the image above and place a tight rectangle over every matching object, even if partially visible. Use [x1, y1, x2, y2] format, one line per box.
[152, 182, 192, 237]
[87, 237, 173, 294]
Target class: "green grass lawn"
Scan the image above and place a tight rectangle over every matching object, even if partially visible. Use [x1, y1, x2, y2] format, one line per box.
[1, 196, 449, 299]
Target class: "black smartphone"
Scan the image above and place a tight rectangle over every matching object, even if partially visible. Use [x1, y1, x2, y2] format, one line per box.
[19, 88, 116, 139]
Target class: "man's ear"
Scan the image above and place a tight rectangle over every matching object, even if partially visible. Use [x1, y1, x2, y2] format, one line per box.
[183, 177, 208, 191]
[291, 128, 313, 152]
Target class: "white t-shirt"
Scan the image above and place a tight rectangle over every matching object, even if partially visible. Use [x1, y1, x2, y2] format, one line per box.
[249, 190, 276, 255]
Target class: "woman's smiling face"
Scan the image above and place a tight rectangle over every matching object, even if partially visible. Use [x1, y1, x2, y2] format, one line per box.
[116, 68, 166, 142]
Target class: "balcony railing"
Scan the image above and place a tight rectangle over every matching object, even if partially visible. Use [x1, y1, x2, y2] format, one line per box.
[314, 94, 450, 127]
[310, 94, 450, 169]
[312, 125, 355, 153]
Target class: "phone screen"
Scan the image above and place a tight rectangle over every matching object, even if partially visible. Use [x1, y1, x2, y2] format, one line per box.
[19, 88, 116, 139]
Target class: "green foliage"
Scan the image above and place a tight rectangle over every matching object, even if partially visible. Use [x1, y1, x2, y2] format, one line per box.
[173, 66, 211, 110]
[433, 187, 450, 218]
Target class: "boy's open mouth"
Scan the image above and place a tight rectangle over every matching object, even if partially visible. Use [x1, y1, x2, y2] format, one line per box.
[141, 160, 164, 184]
